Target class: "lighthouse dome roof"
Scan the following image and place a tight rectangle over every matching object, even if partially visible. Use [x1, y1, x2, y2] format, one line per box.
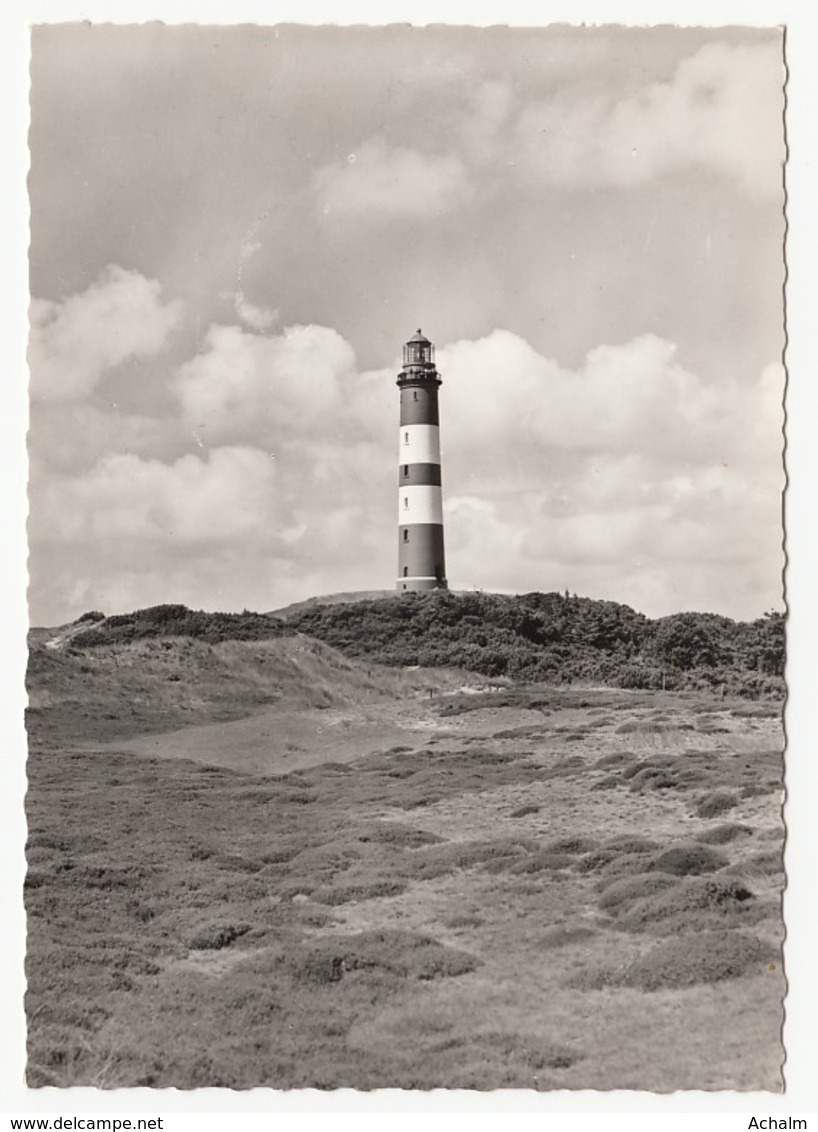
[407, 328, 431, 345]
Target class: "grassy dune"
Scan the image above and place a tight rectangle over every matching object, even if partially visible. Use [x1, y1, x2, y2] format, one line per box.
[25, 634, 784, 1090]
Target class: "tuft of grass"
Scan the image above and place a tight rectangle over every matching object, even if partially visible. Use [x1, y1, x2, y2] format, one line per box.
[590, 774, 622, 791]
[401, 837, 537, 881]
[615, 720, 694, 735]
[571, 930, 777, 993]
[619, 760, 652, 781]
[647, 843, 728, 876]
[443, 911, 484, 930]
[356, 823, 445, 848]
[604, 834, 661, 854]
[510, 803, 540, 818]
[188, 923, 251, 951]
[542, 835, 600, 856]
[616, 931, 776, 992]
[618, 877, 755, 931]
[575, 835, 658, 876]
[597, 873, 679, 913]
[290, 929, 481, 984]
[509, 851, 575, 874]
[69, 865, 146, 891]
[695, 823, 754, 845]
[627, 766, 681, 792]
[313, 880, 408, 905]
[593, 751, 636, 769]
[695, 790, 741, 819]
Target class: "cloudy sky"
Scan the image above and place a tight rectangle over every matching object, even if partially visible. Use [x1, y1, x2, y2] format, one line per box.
[27, 23, 786, 626]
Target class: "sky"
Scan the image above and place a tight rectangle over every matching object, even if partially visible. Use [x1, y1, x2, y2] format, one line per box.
[27, 22, 786, 626]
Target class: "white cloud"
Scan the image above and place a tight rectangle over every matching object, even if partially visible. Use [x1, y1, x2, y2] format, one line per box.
[436, 330, 783, 616]
[172, 322, 364, 449]
[312, 141, 473, 219]
[29, 265, 183, 402]
[233, 291, 279, 332]
[438, 330, 734, 470]
[514, 42, 784, 198]
[31, 447, 281, 547]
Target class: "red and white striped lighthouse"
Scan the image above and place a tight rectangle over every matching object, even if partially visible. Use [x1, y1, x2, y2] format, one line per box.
[396, 330, 448, 594]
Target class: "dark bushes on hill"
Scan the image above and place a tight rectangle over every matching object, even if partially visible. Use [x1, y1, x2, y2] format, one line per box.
[286, 591, 784, 698]
[69, 593, 784, 698]
[73, 604, 295, 646]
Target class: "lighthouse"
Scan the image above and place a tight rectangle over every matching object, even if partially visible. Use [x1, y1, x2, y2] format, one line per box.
[396, 330, 448, 593]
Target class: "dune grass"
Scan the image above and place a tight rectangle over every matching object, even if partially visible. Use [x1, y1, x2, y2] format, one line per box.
[25, 647, 785, 1091]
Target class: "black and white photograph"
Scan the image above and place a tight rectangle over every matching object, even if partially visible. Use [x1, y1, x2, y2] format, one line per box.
[20, 16, 793, 1096]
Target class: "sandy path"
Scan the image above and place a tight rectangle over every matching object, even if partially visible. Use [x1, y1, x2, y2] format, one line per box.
[100, 699, 463, 776]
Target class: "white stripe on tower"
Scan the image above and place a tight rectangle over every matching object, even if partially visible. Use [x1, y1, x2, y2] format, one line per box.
[400, 425, 441, 465]
[398, 486, 444, 525]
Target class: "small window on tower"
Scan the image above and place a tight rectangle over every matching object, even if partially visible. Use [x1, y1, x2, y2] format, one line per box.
[403, 567, 408, 576]
[403, 529, 409, 542]
[403, 497, 409, 509]
[413, 390, 418, 401]
[404, 431, 409, 444]
[403, 465, 409, 476]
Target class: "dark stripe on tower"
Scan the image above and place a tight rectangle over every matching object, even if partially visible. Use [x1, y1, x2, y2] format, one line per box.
[398, 463, 442, 487]
[398, 525, 447, 581]
[399, 387, 440, 427]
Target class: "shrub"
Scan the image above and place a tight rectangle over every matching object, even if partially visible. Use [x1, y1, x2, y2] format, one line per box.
[290, 929, 480, 984]
[542, 835, 600, 855]
[356, 823, 445, 847]
[281, 592, 784, 696]
[510, 851, 575, 874]
[73, 604, 295, 647]
[576, 837, 658, 875]
[510, 803, 540, 818]
[604, 834, 661, 854]
[647, 843, 728, 876]
[313, 880, 407, 905]
[571, 930, 776, 992]
[594, 751, 636, 769]
[619, 876, 755, 929]
[188, 923, 251, 951]
[618, 930, 775, 991]
[695, 823, 754, 845]
[597, 873, 678, 913]
[696, 790, 740, 818]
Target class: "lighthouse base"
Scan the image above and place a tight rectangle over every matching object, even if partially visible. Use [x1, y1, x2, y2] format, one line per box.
[396, 577, 448, 594]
